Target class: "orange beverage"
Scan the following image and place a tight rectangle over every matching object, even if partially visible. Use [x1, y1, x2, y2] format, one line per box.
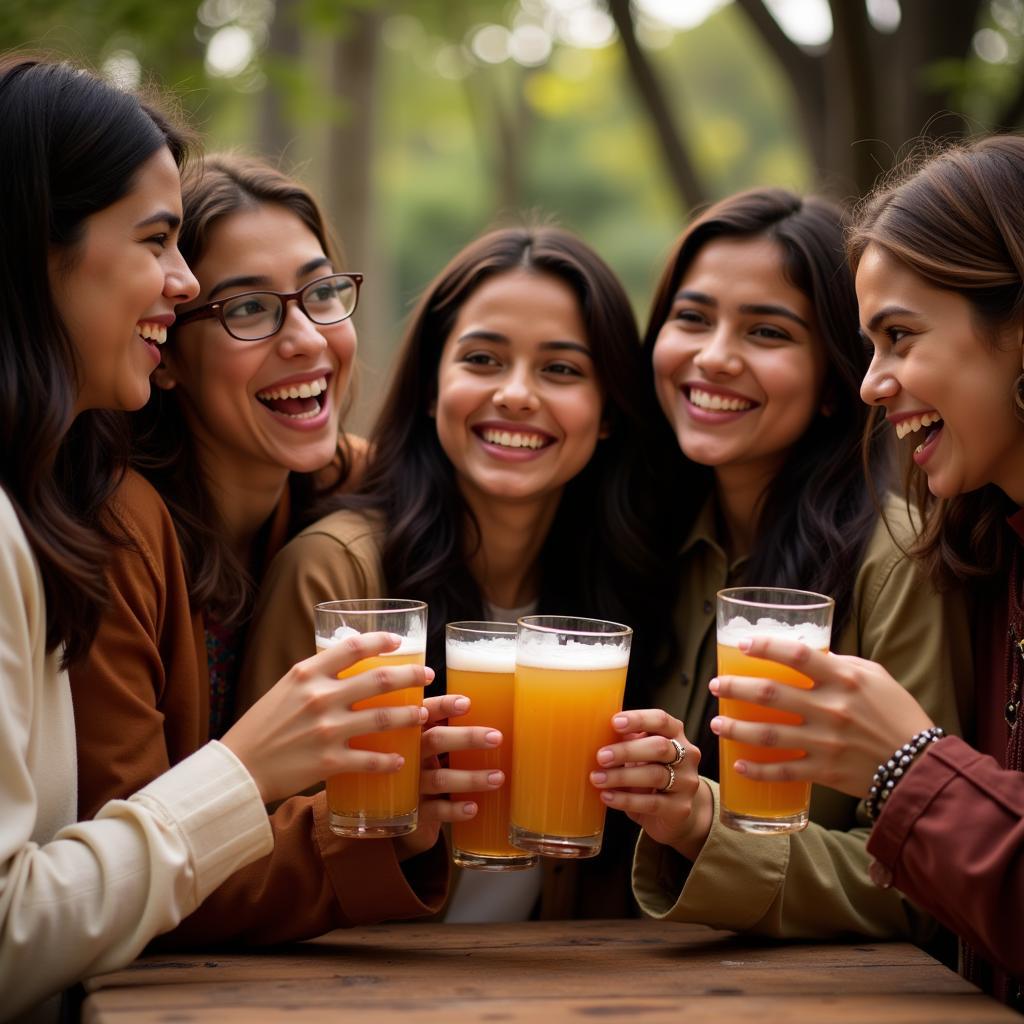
[716, 587, 833, 835]
[510, 617, 631, 859]
[321, 646, 425, 826]
[716, 643, 817, 821]
[447, 627, 537, 871]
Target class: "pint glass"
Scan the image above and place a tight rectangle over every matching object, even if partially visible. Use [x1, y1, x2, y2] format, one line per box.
[716, 587, 834, 835]
[314, 599, 427, 838]
[509, 616, 631, 859]
[446, 622, 538, 871]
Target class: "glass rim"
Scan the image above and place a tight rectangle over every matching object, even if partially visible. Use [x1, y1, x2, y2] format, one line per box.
[315, 598, 427, 615]
[717, 587, 834, 611]
[446, 620, 518, 637]
[517, 614, 632, 638]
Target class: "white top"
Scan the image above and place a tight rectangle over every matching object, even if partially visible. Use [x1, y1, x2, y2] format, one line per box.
[0, 488, 273, 1022]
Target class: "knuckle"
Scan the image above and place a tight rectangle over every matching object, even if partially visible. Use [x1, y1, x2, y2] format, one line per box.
[372, 667, 393, 690]
[342, 634, 365, 657]
[374, 706, 393, 730]
[760, 726, 779, 748]
[429, 768, 448, 792]
[291, 660, 316, 686]
[758, 681, 777, 703]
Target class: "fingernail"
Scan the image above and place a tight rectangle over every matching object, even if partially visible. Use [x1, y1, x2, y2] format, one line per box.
[487, 771, 504, 786]
[424, 667, 435, 682]
[600, 792, 615, 804]
[735, 761, 748, 775]
[738, 638, 751, 652]
[453, 696, 470, 712]
[418, 707, 429, 722]
[485, 730, 502, 746]
[394, 756, 405, 768]
[612, 715, 629, 729]
[387, 632, 403, 645]
[591, 770, 607, 784]
[709, 716, 722, 733]
[597, 748, 614, 765]
[462, 802, 477, 815]
[708, 677, 720, 695]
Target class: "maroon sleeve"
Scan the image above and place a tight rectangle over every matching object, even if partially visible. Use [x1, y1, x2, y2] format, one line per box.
[866, 735, 1024, 977]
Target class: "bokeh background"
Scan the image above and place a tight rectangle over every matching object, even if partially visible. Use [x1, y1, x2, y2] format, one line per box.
[5, 0, 1023, 426]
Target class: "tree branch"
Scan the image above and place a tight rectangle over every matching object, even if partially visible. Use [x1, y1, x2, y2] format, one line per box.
[607, 0, 704, 210]
[734, 0, 819, 97]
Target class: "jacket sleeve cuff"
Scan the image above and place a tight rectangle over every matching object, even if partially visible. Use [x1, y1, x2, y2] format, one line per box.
[313, 793, 449, 923]
[633, 779, 788, 929]
[121, 741, 273, 902]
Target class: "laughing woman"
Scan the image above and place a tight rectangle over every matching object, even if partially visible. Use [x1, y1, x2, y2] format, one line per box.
[707, 140, 1024, 1007]
[0, 58, 435, 1022]
[591, 189, 972, 943]
[238, 225, 670, 919]
[67, 154, 494, 950]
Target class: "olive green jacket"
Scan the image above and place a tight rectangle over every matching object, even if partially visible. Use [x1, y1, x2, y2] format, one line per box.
[632, 496, 974, 941]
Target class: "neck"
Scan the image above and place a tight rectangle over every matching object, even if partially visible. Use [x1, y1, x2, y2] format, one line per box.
[713, 461, 781, 560]
[460, 484, 561, 611]
[197, 450, 289, 568]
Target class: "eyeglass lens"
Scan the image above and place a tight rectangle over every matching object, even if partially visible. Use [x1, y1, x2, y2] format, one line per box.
[221, 275, 358, 340]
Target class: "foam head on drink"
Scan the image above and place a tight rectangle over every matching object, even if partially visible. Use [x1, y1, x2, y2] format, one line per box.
[511, 637, 629, 841]
[717, 616, 830, 820]
[317, 625, 426, 821]
[446, 636, 524, 860]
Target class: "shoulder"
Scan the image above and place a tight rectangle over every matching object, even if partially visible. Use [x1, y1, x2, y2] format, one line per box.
[103, 470, 181, 579]
[294, 507, 385, 556]
[0, 487, 38, 586]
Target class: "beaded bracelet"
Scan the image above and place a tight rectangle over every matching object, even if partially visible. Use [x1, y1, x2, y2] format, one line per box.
[865, 726, 945, 823]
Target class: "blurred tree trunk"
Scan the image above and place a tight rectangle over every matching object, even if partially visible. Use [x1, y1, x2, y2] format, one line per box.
[259, 0, 303, 158]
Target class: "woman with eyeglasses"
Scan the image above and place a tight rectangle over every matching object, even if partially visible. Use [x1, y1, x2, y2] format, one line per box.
[0, 58, 441, 1022]
[67, 154, 491, 950]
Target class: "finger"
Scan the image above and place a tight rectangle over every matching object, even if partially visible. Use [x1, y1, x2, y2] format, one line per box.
[421, 725, 502, 759]
[341, 702, 429, 739]
[598, 788, 671, 817]
[424, 694, 470, 725]
[709, 675, 807, 716]
[308, 630, 401, 675]
[418, 797, 479, 824]
[420, 766, 504, 795]
[341, 663, 434, 706]
[611, 709, 684, 739]
[709, 713, 806, 751]
[596, 733, 687, 769]
[733, 636, 833, 679]
[325, 748, 404, 775]
[590, 764, 681, 791]
[726, 755, 811, 784]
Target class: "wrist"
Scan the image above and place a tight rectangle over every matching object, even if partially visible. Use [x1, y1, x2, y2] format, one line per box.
[865, 726, 945, 822]
[670, 777, 714, 861]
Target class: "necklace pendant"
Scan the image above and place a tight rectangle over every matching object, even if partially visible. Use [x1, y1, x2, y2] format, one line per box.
[1007, 700, 1020, 730]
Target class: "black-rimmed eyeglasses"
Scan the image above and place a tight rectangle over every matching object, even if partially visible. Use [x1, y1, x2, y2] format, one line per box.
[175, 272, 363, 342]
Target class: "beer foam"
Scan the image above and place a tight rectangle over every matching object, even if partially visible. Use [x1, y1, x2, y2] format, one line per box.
[515, 635, 629, 671]
[446, 637, 516, 673]
[717, 615, 830, 649]
[316, 624, 425, 656]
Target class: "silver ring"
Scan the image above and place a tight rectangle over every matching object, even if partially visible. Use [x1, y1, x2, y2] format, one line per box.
[656, 763, 676, 794]
[665, 738, 686, 768]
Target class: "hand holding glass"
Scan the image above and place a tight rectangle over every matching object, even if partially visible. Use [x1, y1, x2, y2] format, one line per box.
[314, 599, 427, 838]
[716, 587, 834, 835]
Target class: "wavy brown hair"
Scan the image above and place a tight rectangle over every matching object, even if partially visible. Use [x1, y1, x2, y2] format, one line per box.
[849, 136, 1024, 587]
[0, 54, 191, 666]
[643, 188, 892, 641]
[130, 153, 353, 626]
[331, 226, 672, 695]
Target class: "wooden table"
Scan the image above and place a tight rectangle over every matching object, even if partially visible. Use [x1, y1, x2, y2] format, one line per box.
[82, 919, 1017, 1023]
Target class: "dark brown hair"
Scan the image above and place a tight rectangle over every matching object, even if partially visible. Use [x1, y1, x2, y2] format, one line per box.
[334, 226, 671, 694]
[644, 188, 891, 640]
[0, 54, 191, 666]
[849, 136, 1024, 586]
[130, 153, 352, 625]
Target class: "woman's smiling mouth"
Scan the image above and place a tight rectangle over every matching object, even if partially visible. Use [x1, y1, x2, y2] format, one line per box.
[255, 373, 331, 422]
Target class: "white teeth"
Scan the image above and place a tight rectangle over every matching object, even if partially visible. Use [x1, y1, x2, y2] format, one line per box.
[688, 388, 753, 412]
[137, 323, 168, 345]
[480, 428, 549, 450]
[256, 376, 327, 402]
[895, 412, 940, 440]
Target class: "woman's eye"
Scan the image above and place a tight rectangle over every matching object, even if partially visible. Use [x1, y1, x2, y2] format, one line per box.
[544, 362, 583, 378]
[226, 299, 270, 319]
[462, 351, 501, 367]
[146, 233, 169, 248]
[887, 326, 910, 344]
[749, 324, 791, 342]
[672, 308, 706, 326]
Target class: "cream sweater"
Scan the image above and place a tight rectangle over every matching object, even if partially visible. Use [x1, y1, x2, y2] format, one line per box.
[0, 489, 273, 1022]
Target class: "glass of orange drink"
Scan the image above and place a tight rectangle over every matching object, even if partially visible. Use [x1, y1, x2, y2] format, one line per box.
[314, 599, 428, 838]
[716, 587, 834, 835]
[509, 616, 631, 859]
[446, 622, 539, 871]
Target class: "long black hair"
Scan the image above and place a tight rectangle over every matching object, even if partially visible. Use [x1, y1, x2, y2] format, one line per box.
[334, 226, 671, 694]
[644, 188, 892, 639]
[0, 55, 191, 666]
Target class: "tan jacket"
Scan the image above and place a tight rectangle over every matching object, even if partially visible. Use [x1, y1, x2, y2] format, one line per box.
[632, 496, 974, 940]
